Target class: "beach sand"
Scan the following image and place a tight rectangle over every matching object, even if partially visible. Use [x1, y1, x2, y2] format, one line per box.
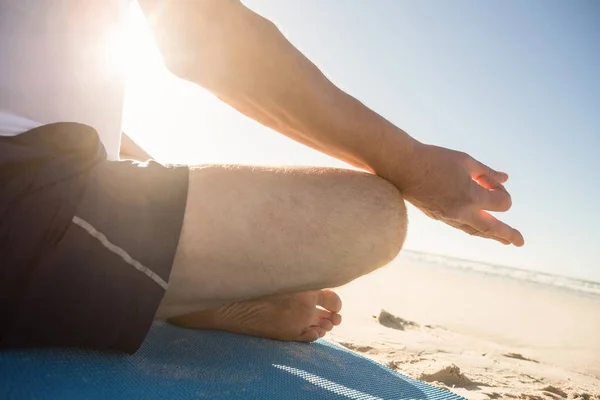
[325, 252, 600, 399]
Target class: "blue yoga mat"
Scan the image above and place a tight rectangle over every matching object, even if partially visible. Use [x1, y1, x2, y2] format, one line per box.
[1, 322, 464, 399]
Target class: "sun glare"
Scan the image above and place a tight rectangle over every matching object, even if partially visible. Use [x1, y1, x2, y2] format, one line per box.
[105, 3, 164, 77]
[115, 2, 347, 167]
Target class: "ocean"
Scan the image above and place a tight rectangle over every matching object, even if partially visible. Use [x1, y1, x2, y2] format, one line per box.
[400, 250, 600, 297]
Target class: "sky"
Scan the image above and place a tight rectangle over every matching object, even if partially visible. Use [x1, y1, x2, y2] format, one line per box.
[123, 0, 600, 282]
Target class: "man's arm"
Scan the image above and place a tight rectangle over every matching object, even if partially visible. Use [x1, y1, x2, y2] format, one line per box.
[137, 0, 524, 246]
[138, 0, 412, 173]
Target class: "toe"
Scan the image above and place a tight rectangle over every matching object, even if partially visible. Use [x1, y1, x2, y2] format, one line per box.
[316, 309, 342, 326]
[318, 289, 342, 313]
[329, 313, 342, 326]
[317, 318, 334, 332]
[314, 327, 327, 338]
[296, 326, 325, 342]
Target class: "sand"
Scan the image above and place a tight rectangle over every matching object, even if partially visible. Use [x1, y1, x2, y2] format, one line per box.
[325, 252, 600, 399]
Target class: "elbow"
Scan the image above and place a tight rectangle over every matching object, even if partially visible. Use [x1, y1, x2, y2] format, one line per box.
[145, 0, 248, 92]
[162, 53, 232, 97]
[152, 22, 205, 84]
[157, 36, 227, 95]
[161, 52, 198, 84]
[148, 0, 280, 97]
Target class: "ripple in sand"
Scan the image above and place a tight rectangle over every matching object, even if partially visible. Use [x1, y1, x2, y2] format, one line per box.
[483, 392, 502, 399]
[503, 353, 540, 363]
[540, 386, 568, 398]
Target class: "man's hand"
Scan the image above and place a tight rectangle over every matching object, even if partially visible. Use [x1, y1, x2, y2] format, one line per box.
[382, 143, 524, 246]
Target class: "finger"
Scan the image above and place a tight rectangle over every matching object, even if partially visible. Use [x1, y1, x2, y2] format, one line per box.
[471, 180, 512, 212]
[475, 174, 505, 191]
[470, 230, 511, 245]
[445, 220, 510, 245]
[468, 158, 509, 183]
[489, 234, 510, 245]
[468, 210, 525, 246]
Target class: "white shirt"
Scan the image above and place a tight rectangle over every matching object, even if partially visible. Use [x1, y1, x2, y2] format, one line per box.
[0, 0, 131, 160]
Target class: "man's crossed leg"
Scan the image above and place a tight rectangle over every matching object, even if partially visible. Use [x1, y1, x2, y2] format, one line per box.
[159, 164, 407, 342]
[123, 132, 407, 343]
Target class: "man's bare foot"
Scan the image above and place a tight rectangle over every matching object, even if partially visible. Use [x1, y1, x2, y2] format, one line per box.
[167, 290, 342, 342]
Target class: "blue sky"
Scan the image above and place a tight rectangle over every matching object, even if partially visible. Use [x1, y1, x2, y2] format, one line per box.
[126, 0, 600, 282]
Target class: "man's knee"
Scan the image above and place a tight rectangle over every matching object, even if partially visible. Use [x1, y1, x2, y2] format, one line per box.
[326, 170, 407, 286]
[365, 174, 407, 262]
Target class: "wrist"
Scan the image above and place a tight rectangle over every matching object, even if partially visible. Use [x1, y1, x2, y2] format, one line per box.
[365, 124, 421, 184]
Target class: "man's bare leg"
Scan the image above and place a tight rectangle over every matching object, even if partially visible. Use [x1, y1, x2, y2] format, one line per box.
[157, 165, 407, 340]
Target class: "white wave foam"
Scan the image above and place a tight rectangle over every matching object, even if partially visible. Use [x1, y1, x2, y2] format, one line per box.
[401, 251, 600, 297]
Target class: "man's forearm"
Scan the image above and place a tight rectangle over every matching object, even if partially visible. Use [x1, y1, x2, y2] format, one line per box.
[139, 0, 418, 174]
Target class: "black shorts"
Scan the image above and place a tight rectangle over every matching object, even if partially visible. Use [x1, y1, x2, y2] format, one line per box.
[0, 123, 189, 353]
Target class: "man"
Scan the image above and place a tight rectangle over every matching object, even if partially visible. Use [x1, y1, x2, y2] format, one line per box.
[0, 1, 523, 353]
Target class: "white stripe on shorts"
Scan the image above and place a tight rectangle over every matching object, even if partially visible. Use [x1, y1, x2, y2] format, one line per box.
[72, 216, 168, 290]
